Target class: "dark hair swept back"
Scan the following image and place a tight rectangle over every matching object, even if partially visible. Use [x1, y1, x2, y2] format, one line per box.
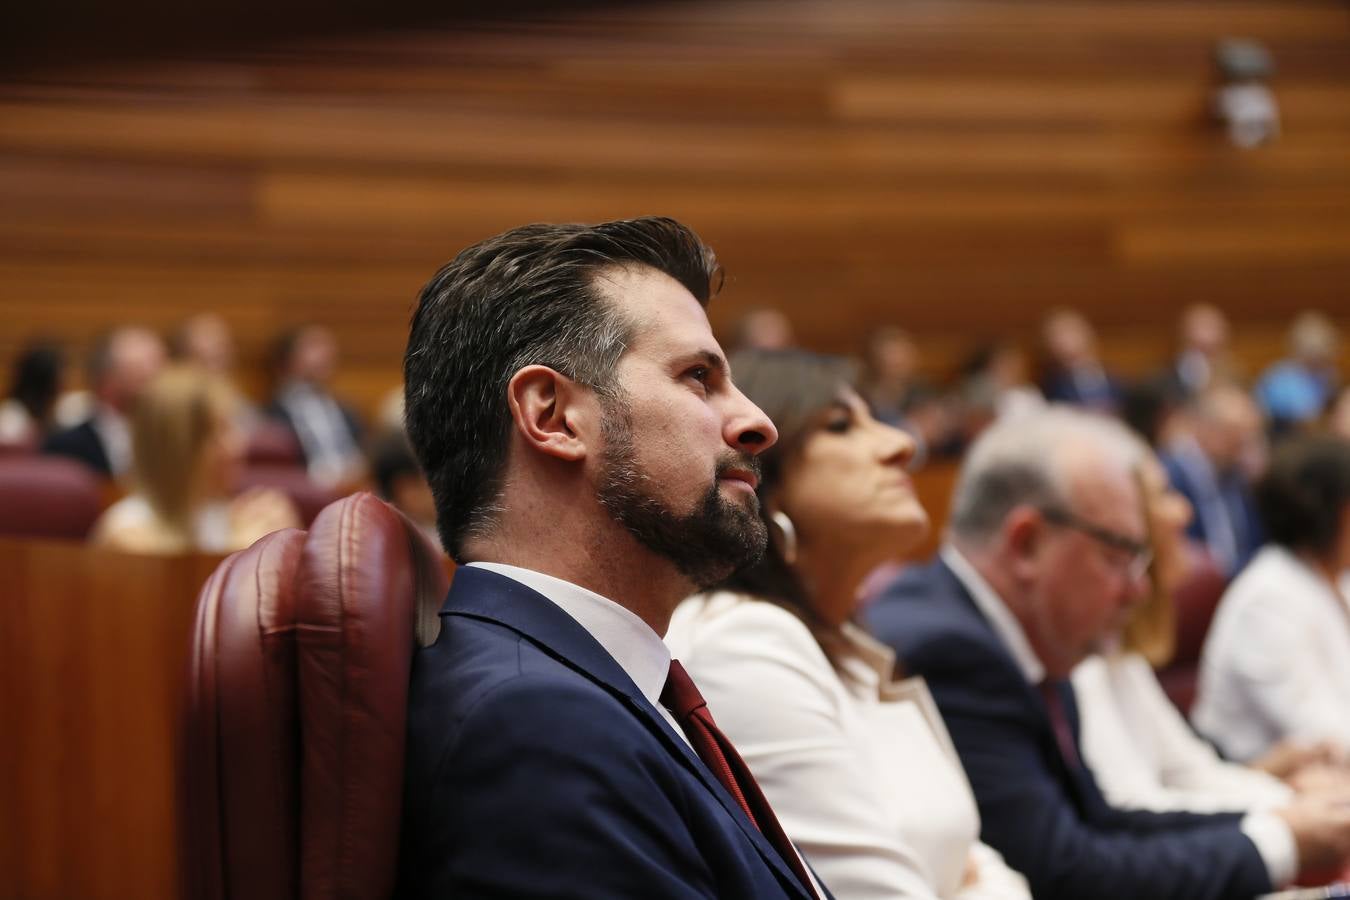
[403, 216, 721, 561]
[1256, 432, 1350, 556]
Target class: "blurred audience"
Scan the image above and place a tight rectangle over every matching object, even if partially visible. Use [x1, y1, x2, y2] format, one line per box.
[0, 339, 66, 448]
[1256, 312, 1341, 434]
[867, 407, 1350, 899]
[1165, 304, 1238, 399]
[1038, 308, 1122, 414]
[1074, 449, 1339, 814]
[266, 324, 366, 486]
[1120, 375, 1187, 448]
[1193, 433, 1350, 765]
[863, 326, 958, 462]
[172, 312, 261, 430]
[1160, 383, 1266, 578]
[955, 340, 1043, 441]
[371, 430, 437, 546]
[732, 306, 796, 351]
[667, 349, 1031, 899]
[91, 366, 298, 554]
[171, 313, 236, 376]
[42, 326, 166, 479]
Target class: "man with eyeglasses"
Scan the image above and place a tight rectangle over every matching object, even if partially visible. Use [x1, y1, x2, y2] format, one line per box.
[865, 406, 1350, 900]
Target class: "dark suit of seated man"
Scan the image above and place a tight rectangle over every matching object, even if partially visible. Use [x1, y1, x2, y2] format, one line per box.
[396, 217, 824, 899]
[42, 326, 166, 479]
[865, 407, 1350, 900]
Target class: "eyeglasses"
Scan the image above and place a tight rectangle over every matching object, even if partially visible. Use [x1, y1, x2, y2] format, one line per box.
[1038, 506, 1153, 583]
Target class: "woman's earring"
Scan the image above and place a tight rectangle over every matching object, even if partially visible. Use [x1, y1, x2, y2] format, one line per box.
[770, 510, 798, 566]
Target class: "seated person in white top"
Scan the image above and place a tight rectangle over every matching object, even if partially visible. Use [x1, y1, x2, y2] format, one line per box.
[1074, 448, 1347, 813]
[92, 366, 299, 554]
[1194, 433, 1350, 765]
[666, 349, 1031, 900]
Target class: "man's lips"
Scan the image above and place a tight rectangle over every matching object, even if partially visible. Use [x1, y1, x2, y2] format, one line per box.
[718, 469, 760, 492]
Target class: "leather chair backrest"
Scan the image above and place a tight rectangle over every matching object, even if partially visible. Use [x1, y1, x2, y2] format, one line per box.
[182, 493, 449, 900]
[0, 454, 104, 539]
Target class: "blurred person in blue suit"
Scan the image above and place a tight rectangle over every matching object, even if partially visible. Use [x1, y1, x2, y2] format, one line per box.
[866, 407, 1350, 900]
[1038, 309, 1123, 414]
[1256, 312, 1340, 435]
[397, 217, 824, 899]
[1160, 382, 1267, 578]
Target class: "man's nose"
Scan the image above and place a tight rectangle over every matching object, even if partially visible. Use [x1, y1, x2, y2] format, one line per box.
[725, 383, 778, 456]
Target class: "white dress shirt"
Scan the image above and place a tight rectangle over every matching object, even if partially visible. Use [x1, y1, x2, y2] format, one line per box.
[666, 590, 1031, 900]
[92, 406, 132, 478]
[942, 544, 1297, 888]
[275, 381, 362, 486]
[1193, 545, 1350, 762]
[1073, 650, 1292, 813]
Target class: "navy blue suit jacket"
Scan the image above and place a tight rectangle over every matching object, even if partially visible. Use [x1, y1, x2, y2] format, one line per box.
[41, 419, 111, 478]
[865, 559, 1272, 900]
[396, 566, 820, 899]
[1161, 450, 1263, 576]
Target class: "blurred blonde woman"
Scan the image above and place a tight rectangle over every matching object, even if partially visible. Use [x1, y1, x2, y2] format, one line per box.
[92, 366, 298, 554]
[666, 349, 1030, 900]
[1073, 450, 1343, 812]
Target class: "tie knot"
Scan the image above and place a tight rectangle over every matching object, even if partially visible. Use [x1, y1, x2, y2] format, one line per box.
[661, 659, 708, 719]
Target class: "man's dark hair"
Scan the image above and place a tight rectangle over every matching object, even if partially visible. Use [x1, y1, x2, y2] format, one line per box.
[404, 217, 721, 561]
[1256, 433, 1350, 556]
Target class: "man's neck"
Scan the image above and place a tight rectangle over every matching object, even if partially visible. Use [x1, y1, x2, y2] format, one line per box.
[466, 519, 691, 636]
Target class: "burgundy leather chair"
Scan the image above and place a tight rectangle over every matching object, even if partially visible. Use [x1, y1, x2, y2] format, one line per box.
[0, 454, 105, 540]
[1156, 545, 1229, 715]
[181, 492, 448, 900]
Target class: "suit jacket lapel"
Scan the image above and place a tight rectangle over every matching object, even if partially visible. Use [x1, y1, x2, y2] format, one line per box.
[932, 560, 1097, 808]
[441, 567, 816, 900]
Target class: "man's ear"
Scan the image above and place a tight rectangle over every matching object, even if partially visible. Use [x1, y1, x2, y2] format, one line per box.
[506, 365, 594, 462]
[1004, 506, 1044, 581]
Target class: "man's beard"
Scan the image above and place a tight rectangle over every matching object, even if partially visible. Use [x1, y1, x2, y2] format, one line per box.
[595, 393, 768, 591]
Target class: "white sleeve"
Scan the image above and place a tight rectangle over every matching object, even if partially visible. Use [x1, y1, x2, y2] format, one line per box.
[1073, 655, 1182, 811]
[1119, 656, 1291, 810]
[1225, 592, 1350, 752]
[679, 606, 946, 900]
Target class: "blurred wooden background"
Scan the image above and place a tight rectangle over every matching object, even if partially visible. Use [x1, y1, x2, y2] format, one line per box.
[2, 0, 1349, 421]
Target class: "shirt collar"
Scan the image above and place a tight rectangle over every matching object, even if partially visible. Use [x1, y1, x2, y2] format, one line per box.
[940, 543, 1045, 684]
[92, 406, 132, 477]
[466, 561, 672, 708]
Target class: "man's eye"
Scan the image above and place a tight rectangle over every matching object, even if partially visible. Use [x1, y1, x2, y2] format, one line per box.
[687, 366, 711, 387]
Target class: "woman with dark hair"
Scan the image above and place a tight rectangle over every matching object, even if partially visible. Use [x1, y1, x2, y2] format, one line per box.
[665, 349, 1030, 899]
[1194, 433, 1350, 763]
[0, 340, 65, 446]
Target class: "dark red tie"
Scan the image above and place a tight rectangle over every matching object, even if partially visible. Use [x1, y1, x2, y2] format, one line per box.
[1039, 680, 1082, 770]
[661, 660, 818, 898]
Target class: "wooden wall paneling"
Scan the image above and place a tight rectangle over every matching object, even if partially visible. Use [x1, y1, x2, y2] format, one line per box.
[1, 0, 1349, 416]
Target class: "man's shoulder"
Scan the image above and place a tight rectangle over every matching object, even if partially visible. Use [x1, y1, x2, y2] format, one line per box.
[409, 612, 626, 721]
[41, 418, 96, 451]
[868, 563, 995, 653]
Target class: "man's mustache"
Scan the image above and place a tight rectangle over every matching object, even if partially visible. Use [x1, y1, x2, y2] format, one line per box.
[714, 453, 763, 483]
